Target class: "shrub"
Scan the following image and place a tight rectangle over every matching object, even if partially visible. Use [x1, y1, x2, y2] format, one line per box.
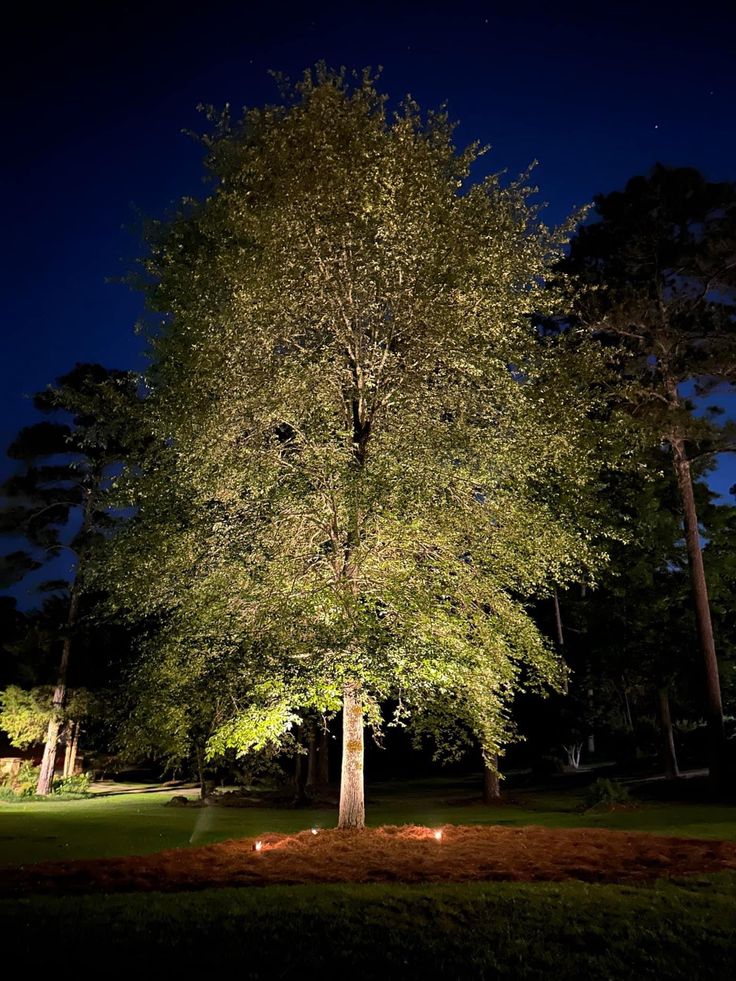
[583, 777, 632, 810]
[53, 772, 92, 797]
[10, 761, 41, 797]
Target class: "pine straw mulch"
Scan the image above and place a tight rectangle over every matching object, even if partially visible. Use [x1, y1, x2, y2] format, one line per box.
[5, 824, 736, 897]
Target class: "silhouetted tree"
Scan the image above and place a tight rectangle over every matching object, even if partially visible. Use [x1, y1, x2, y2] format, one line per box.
[561, 165, 736, 789]
[0, 364, 138, 793]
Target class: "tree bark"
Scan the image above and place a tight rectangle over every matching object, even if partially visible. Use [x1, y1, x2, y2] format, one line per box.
[62, 721, 79, 778]
[317, 725, 330, 787]
[292, 725, 307, 803]
[36, 589, 80, 795]
[552, 589, 564, 649]
[587, 686, 595, 755]
[338, 683, 365, 828]
[657, 686, 679, 780]
[482, 755, 501, 803]
[552, 589, 569, 694]
[671, 438, 726, 788]
[195, 744, 207, 800]
[305, 721, 319, 794]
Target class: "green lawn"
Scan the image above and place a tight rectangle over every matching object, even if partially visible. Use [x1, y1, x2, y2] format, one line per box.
[4, 778, 736, 977]
[4, 877, 736, 976]
[2, 775, 736, 865]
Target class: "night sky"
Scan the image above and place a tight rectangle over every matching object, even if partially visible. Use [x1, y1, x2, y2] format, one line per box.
[3, 1, 736, 499]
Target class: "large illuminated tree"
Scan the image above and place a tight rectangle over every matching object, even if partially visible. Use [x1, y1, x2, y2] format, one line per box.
[116, 67, 614, 827]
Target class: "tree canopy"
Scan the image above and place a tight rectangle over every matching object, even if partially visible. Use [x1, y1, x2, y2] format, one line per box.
[105, 67, 619, 825]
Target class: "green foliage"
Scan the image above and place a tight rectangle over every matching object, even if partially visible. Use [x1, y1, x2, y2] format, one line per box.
[0, 685, 98, 750]
[0, 364, 141, 595]
[105, 66, 621, 767]
[5, 761, 42, 797]
[0, 686, 53, 748]
[583, 777, 632, 810]
[52, 772, 92, 797]
[563, 165, 736, 417]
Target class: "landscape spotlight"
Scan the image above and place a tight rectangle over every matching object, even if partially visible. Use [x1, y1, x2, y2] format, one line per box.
[434, 830, 443, 841]
[254, 840, 263, 852]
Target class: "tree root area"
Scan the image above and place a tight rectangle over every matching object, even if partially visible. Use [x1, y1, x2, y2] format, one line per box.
[5, 824, 736, 896]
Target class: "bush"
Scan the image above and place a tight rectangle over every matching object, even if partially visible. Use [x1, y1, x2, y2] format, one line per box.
[53, 772, 92, 797]
[5, 761, 41, 797]
[583, 777, 632, 811]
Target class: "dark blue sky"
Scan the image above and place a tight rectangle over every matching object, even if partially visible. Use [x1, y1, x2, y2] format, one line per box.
[3, 0, 736, 500]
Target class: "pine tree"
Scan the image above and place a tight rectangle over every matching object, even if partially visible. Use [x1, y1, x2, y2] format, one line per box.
[0, 364, 137, 793]
[562, 168, 736, 787]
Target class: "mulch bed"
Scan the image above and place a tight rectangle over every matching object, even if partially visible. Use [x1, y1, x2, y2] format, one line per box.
[4, 824, 736, 897]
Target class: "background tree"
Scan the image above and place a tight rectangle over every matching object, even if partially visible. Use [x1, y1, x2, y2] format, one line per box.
[543, 452, 736, 781]
[561, 165, 736, 788]
[0, 684, 96, 778]
[111, 66, 619, 828]
[0, 364, 138, 793]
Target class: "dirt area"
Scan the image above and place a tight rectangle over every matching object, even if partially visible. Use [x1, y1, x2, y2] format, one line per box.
[4, 824, 736, 896]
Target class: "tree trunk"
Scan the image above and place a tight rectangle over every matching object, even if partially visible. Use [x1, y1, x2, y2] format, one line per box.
[195, 744, 207, 800]
[671, 439, 726, 788]
[482, 755, 501, 802]
[293, 725, 307, 803]
[552, 589, 568, 694]
[552, 589, 564, 649]
[338, 683, 365, 829]
[68, 723, 79, 777]
[621, 679, 634, 731]
[317, 725, 330, 787]
[657, 687, 680, 780]
[305, 721, 319, 794]
[37, 590, 80, 796]
[587, 686, 595, 755]
[62, 721, 79, 778]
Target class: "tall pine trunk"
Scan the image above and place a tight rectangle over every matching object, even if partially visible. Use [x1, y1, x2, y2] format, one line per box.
[657, 687, 679, 780]
[338, 682, 364, 828]
[671, 439, 726, 788]
[36, 590, 80, 796]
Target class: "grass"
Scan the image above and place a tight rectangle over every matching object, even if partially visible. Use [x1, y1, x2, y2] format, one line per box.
[4, 776, 736, 976]
[2, 774, 736, 866]
[4, 876, 736, 976]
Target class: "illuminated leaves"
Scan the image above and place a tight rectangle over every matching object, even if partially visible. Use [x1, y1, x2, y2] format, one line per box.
[111, 68, 616, 762]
